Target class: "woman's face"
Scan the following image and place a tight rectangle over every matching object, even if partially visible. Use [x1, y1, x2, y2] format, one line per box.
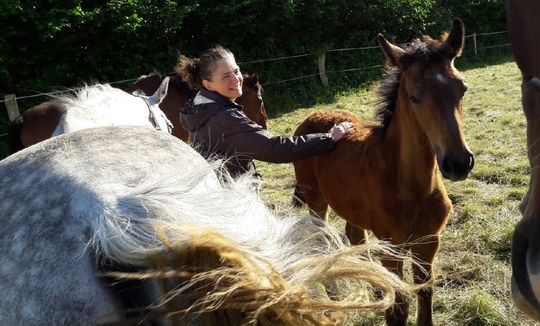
[203, 57, 243, 101]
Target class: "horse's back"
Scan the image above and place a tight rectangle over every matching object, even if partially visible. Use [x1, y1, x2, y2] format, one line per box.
[293, 110, 376, 218]
[0, 132, 125, 324]
[52, 84, 154, 136]
[0, 126, 217, 324]
[294, 109, 361, 136]
[18, 101, 66, 148]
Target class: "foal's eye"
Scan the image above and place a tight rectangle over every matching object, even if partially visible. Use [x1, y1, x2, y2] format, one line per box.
[462, 83, 468, 93]
[409, 95, 420, 104]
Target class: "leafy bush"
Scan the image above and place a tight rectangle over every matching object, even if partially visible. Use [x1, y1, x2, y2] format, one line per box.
[0, 0, 507, 121]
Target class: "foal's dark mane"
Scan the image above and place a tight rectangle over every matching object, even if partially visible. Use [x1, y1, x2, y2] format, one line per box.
[375, 67, 401, 136]
[375, 35, 449, 136]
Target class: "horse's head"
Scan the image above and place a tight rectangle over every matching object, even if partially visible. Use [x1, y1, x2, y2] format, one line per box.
[128, 72, 195, 141]
[237, 74, 268, 129]
[158, 74, 195, 141]
[378, 18, 474, 181]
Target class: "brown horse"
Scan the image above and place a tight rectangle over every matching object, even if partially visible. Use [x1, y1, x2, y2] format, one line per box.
[507, 0, 540, 321]
[6, 72, 267, 152]
[292, 19, 473, 326]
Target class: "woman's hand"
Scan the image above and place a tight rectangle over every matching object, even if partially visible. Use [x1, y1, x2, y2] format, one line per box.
[329, 121, 353, 141]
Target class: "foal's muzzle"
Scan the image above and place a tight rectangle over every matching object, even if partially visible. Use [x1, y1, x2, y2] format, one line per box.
[440, 151, 474, 181]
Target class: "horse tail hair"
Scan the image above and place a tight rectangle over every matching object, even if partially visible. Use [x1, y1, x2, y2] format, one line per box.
[76, 136, 416, 323]
[292, 184, 305, 208]
[92, 168, 416, 323]
[6, 114, 24, 154]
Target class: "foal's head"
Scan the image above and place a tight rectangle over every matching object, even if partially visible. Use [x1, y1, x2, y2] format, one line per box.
[378, 18, 474, 181]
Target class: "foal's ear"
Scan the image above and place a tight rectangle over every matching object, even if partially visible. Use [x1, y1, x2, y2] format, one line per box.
[444, 18, 465, 58]
[378, 34, 406, 68]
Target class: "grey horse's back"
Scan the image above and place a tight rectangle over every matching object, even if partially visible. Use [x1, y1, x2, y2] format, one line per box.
[0, 125, 408, 325]
[0, 126, 212, 325]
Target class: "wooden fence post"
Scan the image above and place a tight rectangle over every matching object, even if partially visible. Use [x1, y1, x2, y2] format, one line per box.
[317, 53, 329, 88]
[4, 94, 20, 121]
[473, 33, 478, 59]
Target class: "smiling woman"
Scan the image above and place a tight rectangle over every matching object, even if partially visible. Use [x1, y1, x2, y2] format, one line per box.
[202, 54, 243, 101]
[177, 45, 353, 179]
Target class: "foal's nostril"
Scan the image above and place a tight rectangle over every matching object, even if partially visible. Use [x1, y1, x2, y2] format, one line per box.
[468, 154, 475, 171]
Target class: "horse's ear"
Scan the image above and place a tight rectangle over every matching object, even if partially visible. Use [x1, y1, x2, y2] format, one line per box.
[149, 76, 169, 104]
[444, 18, 465, 58]
[243, 74, 256, 87]
[378, 34, 406, 67]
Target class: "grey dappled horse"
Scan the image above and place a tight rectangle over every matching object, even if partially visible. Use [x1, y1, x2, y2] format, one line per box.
[0, 126, 409, 325]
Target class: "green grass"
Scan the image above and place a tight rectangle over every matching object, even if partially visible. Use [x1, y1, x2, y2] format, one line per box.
[257, 58, 539, 325]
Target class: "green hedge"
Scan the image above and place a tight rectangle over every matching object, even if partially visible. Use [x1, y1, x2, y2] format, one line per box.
[0, 0, 507, 145]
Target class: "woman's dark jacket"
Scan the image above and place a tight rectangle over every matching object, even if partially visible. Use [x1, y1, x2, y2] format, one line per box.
[180, 88, 336, 178]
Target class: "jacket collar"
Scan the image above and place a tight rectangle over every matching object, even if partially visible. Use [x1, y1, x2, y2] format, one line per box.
[199, 88, 243, 110]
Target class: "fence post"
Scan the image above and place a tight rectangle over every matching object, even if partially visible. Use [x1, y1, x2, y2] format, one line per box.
[473, 33, 478, 59]
[4, 94, 20, 121]
[317, 53, 329, 88]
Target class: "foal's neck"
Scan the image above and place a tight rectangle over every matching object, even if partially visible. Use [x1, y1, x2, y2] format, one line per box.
[386, 88, 439, 194]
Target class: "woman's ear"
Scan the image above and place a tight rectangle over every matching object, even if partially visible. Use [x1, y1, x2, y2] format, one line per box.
[202, 79, 213, 90]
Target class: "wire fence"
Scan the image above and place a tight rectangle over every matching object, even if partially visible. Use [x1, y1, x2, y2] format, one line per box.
[0, 31, 510, 105]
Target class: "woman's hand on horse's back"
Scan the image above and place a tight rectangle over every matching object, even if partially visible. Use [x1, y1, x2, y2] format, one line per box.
[329, 121, 353, 141]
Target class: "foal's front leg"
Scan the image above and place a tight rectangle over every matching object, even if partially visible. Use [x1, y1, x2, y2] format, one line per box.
[345, 222, 367, 245]
[410, 235, 441, 326]
[381, 255, 409, 326]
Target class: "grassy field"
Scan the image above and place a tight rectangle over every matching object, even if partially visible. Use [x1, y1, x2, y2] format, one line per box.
[256, 58, 539, 325]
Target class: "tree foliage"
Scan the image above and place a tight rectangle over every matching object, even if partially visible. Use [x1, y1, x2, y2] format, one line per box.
[0, 0, 506, 100]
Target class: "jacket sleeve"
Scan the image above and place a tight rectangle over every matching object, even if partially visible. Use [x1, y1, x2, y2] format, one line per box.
[214, 109, 336, 163]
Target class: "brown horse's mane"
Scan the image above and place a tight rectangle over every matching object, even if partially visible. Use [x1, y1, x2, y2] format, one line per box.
[375, 67, 401, 136]
[167, 71, 198, 96]
[375, 35, 449, 136]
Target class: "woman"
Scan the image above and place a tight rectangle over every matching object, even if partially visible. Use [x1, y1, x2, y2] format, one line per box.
[178, 46, 352, 178]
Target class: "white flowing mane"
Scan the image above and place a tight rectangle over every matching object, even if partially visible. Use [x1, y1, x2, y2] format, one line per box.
[51, 81, 171, 137]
